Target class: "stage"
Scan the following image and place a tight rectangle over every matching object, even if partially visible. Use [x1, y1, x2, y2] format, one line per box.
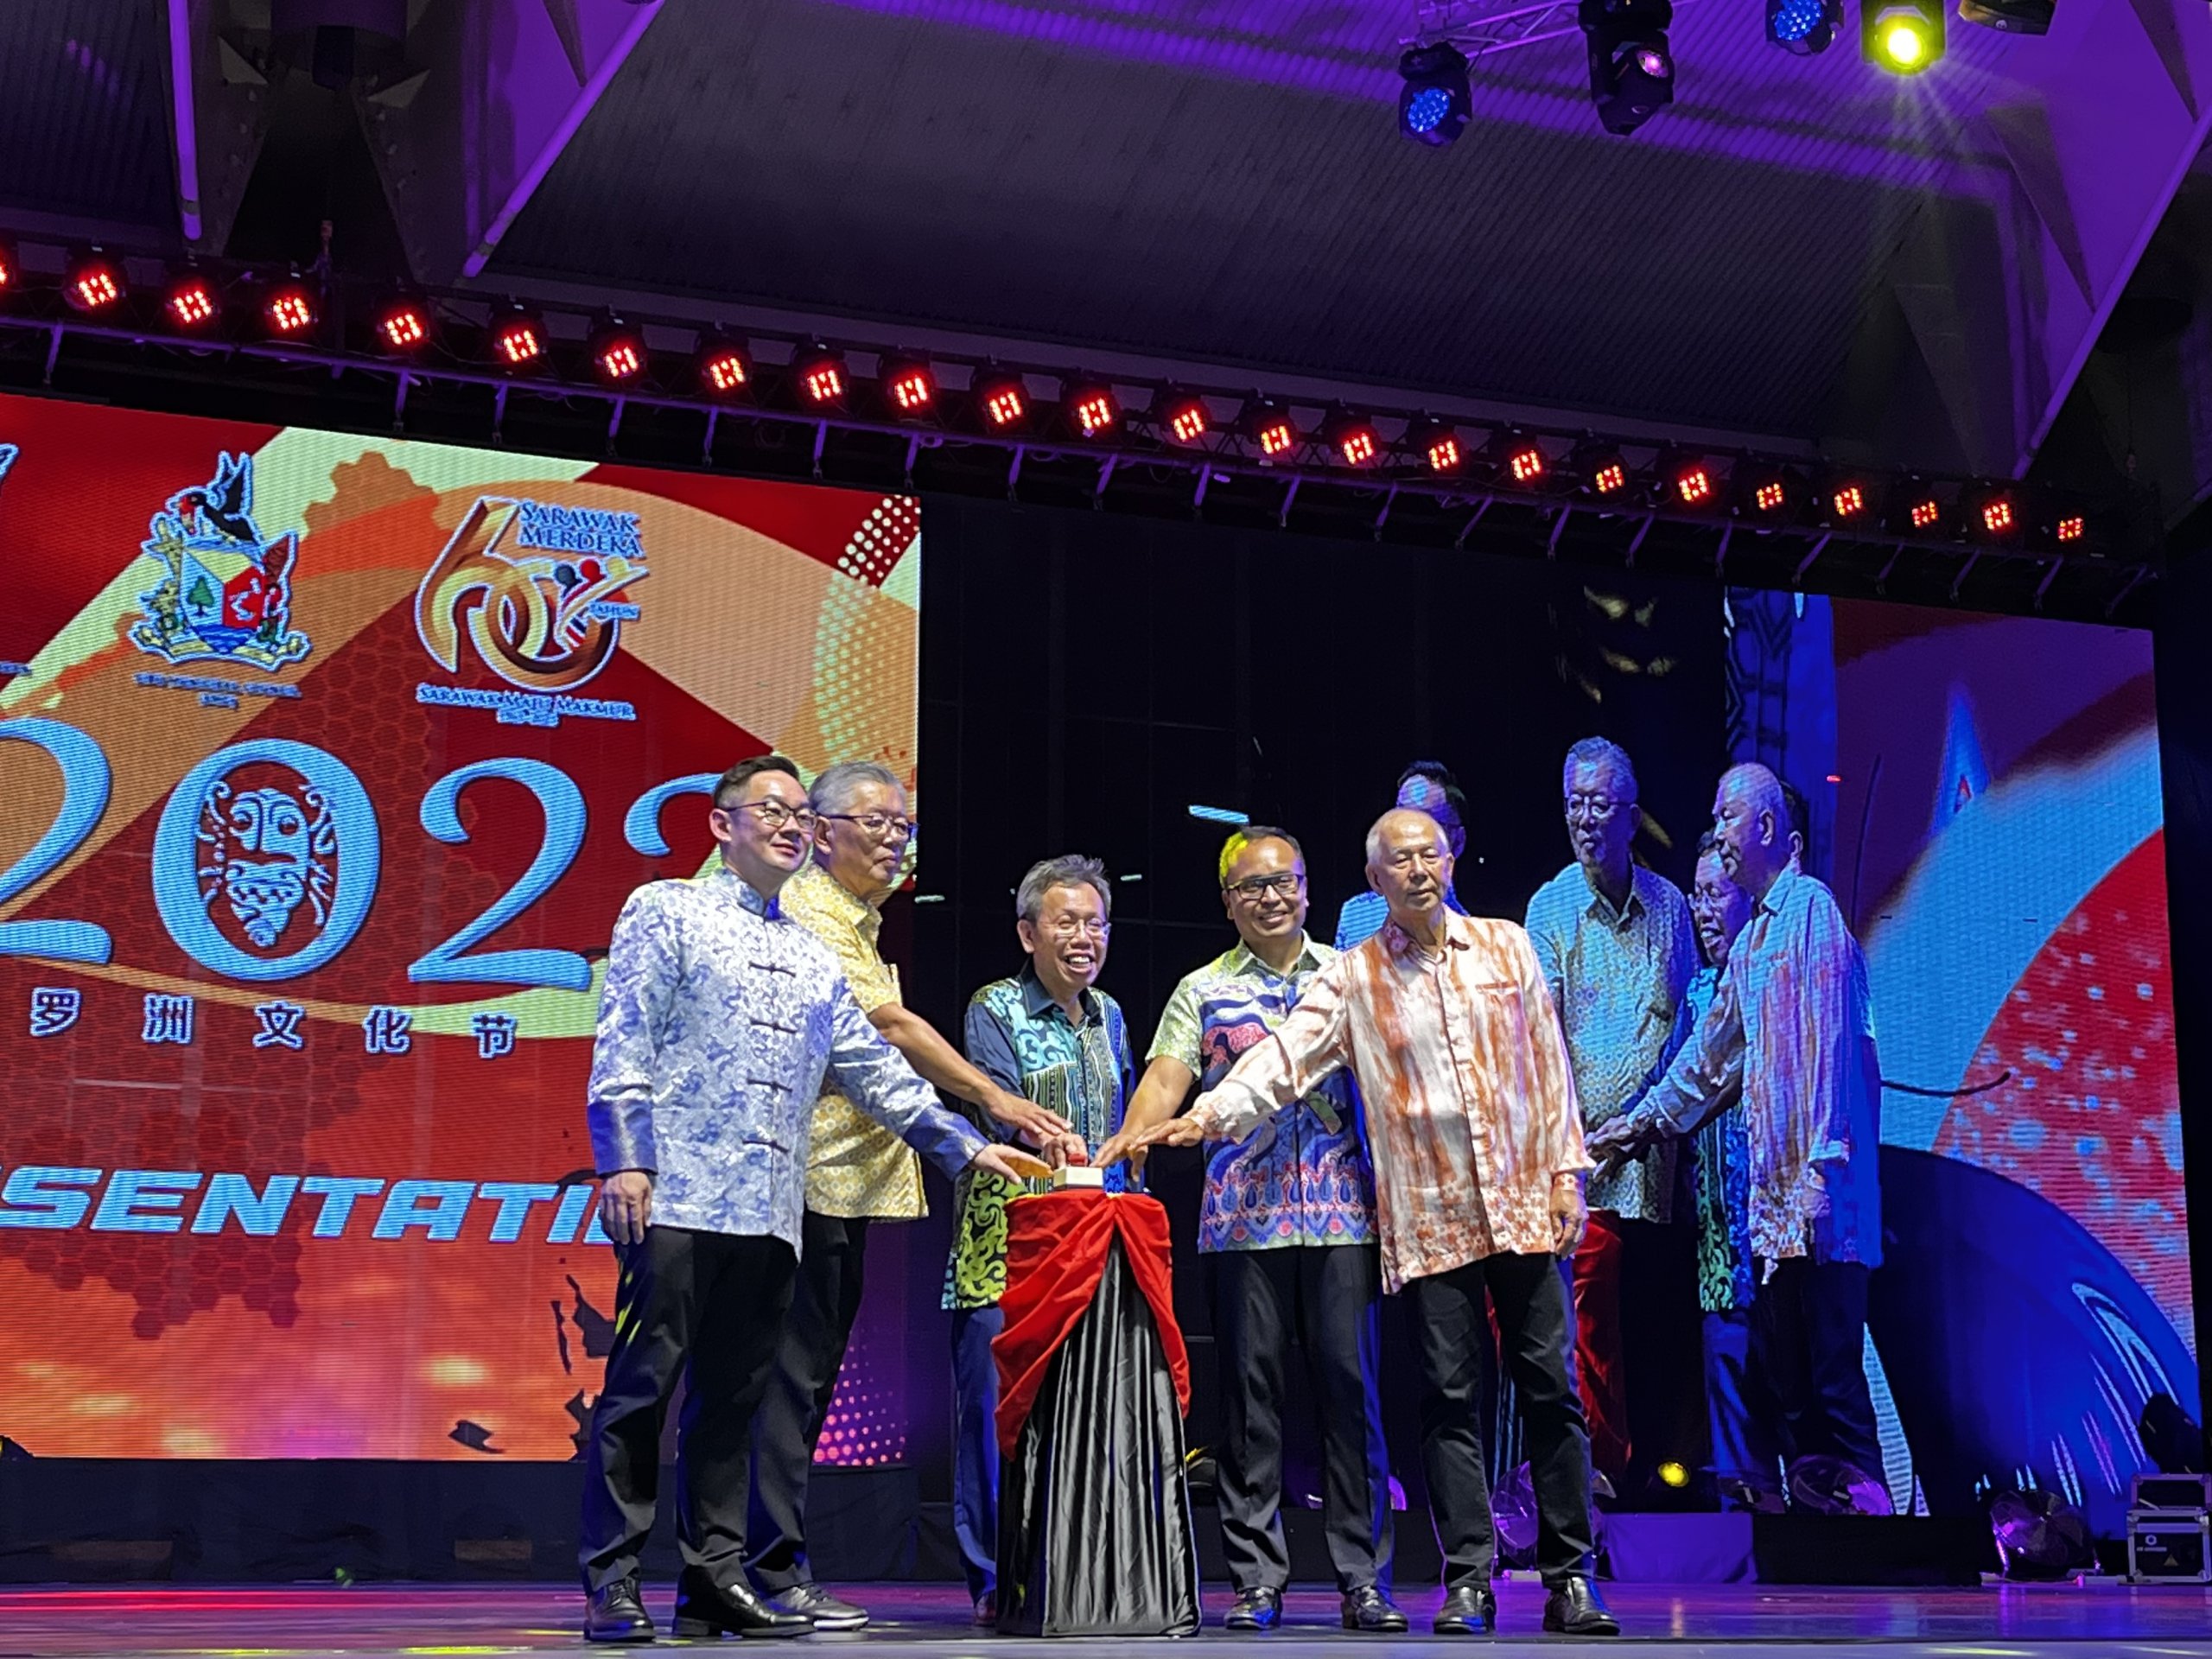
[3, 1582, 2210, 1656]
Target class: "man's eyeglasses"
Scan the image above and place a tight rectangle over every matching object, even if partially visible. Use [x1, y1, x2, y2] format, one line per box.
[1224, 871, 1305, 900]
[822, 810, 917, 842]
[1043, 918, 1111, 941]
[722, 798, 819, 834]
[1565, 793, 1633, 823]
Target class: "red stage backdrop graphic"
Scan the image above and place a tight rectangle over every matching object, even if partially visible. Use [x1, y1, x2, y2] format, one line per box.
[0, 395, 921, 1459]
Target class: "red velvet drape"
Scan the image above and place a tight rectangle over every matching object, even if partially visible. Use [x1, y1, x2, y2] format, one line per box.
[991, 1190, 1191, 1458]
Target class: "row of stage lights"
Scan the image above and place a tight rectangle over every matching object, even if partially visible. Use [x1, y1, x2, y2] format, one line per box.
[1402, 0, 2044, 143]
[0, 242, 2102, 556]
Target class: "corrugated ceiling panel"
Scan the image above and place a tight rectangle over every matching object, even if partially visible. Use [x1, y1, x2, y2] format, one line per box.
[0, 2, 173, 229]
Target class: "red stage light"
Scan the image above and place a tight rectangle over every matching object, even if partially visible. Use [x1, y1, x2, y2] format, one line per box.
[1674, 463, 1715, 506]
[1410, 421, 1462, 474]
[1159, 391, 1211, 445]
[599, 339, 643, 379]
[793, 343, 847, 406]
[588, 316, 647, 384]
[263, 281, 316, 337]
[697, 335, 751, 395]
[975, 371, 1027, 429]
[1243, 399, 1300, 458]
[377, 296, 430, 353]
[491, 308, 546, 369]
[1593, 461, 1625, 493]
[1980, 495, 2016, 535]
[1831, 484, 1866, 518]
[0, 239, 14, 293]
[882, 356, 936, 416]
[1507, 444, 1546, 484]
[1910, 498, 1942, 531]
[1755, 481, 1787, 512]
[165, 272, 219, 330]
[65, 250, 124, 314]
[1066, 381, 1119, 437]
[2056, 513, 2085, 544]
[1325, 409, 1379, 467]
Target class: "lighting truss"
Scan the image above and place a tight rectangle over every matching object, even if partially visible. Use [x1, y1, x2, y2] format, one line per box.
[0, 248, 2158, 626]
[1408, 0, 1706, 57]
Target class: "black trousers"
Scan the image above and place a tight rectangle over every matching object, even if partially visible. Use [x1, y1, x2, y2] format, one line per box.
[1405, 1252, 1596, 1590]
[744, 1211, 872, 1591]
[577, 1226, 798, 1592]
[1210, 1244, 1394, 1596]
[1752, 1257, 1883, 1478]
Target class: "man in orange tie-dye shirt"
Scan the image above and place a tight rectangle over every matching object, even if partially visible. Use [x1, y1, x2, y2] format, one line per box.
[1130, 809, 1616, 1639]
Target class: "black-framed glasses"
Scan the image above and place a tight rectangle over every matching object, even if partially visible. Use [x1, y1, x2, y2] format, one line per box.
[1565, 792, 1632, 823]
[820, 810, 917, 842]
[722, 799, 819, 834]
[1224, 871, 1305, 900]
[1043, 917, 1111, 940]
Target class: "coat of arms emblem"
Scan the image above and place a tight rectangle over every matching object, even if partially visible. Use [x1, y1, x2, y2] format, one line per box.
[131, 452, 311, 672]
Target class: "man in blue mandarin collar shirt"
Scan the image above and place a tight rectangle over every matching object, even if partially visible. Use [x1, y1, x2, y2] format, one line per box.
[576, 755, 1033, 1644]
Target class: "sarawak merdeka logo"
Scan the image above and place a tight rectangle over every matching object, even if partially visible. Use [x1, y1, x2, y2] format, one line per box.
[131, 451, 312, 672]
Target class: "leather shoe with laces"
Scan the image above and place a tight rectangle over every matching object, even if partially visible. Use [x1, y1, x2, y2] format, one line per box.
[764, 1582, 868, 1631]
[1433, 1583, 1497, 1636]
[1340, 1586, 1408, 1633]
[671, 1568, 812, 1639]
[582, 1577, 654, 1644]
[1542, 1576, 1620, 1637]
[1224, 1586, 1282, 1630]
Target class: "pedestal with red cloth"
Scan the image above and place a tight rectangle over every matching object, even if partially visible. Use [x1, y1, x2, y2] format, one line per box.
[991, 1189, 1201, 1637]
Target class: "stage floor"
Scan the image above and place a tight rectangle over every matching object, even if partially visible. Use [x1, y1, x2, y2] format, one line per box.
[2, 1581, 2210, 1655]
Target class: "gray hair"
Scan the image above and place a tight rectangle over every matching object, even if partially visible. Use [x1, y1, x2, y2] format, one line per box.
[810, 760, 905, 816]
[1721, 761, 1789, 830]
[1017, 854, 1112, 923]
[1564, 736, 1637, 801]
[1364, 808, 1443, 866]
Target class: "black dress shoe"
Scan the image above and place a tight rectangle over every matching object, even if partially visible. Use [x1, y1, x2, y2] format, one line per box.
[672, 1569, 812, 1639]
[1542, 1576, 1620, 1637]
[583, 1577, 654, 1644]
[765, 1583, 868, 1631]
[1433, 1583, 1497, 1636]
[1224, 1586, 1282, 1630]
[1340, 1586, 1408, 1633]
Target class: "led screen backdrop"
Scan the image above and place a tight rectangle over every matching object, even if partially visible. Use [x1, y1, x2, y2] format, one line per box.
[1731, 592, 2193, 1530]
[0, 394, 920, 1459]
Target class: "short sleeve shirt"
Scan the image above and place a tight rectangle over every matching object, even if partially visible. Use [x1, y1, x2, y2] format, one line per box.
[780, 862, 925, 1220]
[1150, 937, 1376, 1253]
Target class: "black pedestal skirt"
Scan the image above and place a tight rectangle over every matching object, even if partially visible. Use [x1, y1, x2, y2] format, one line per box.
[996, 1236, 1202, 1637]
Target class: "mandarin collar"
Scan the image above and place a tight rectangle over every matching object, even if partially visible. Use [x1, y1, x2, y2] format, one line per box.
[709, 862, 782, 920]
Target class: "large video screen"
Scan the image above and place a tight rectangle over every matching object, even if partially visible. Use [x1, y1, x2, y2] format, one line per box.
[1728, 590, 2191, 1529]
[0, 395, 920, 1459]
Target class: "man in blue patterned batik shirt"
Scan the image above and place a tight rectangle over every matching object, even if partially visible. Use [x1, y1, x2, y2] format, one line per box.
[944, 854, 1134, 1625]
[1523, 738, 1697, 1491]
[577, 755, 1036, 1645]
[1103, 826, 1402, 1635]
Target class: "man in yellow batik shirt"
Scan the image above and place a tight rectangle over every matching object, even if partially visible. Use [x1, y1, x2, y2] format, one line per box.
[743, 761, 1074, 1631]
